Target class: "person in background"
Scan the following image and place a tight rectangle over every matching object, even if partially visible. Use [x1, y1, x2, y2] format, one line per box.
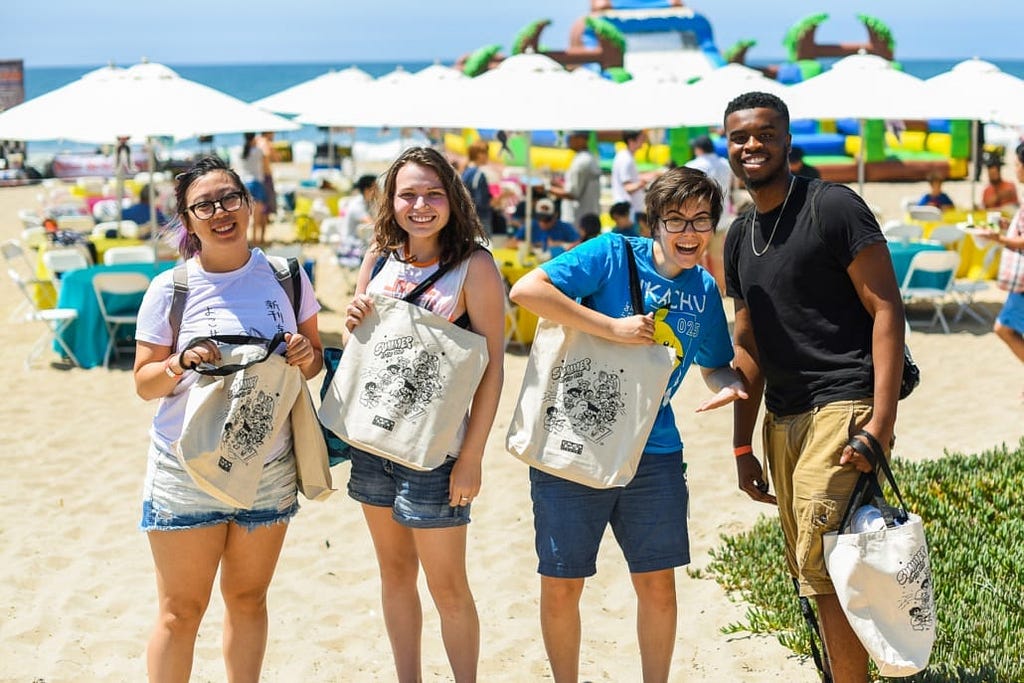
[506, 197, 580, 254]
[978, 141, 1024, 377]
[121, 184, 167, 233]
[608, 201, 640, 237]
[343, 174, 379, 243]
[577, 212, 602, 242]
[509, 166, 744, 683]
[133, 156, 322, 682]
[341, 146, 506, 682]
[238, 132, 268, 245]
[917, 170, 955, 211]
[611, 130, 660, 218]
[723, 91, 905, 683]
[635, 211, 651, 237]
[257, 131, 279, 222]
[549, 131, 601, 227]
[788, 145, 821, 180]
[981, 152, 1019, 211]
[461, 140, 494, 236]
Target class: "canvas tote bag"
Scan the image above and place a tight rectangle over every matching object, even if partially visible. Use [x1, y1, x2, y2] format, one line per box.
[505, 240, 675, 488]
[175, 335, 311, 508]
[318, 293, 488, 470]
[822, 430, 935, 677]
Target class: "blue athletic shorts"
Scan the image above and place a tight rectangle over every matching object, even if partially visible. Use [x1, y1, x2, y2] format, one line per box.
[997, 290, 1024, 334]
[347, 448, 470, 529]
[530, 450, 689, 578]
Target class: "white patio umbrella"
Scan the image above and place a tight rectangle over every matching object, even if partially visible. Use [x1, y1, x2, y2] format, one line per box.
[785, 53, 947, 194]
[0, 59, 299, 227]
[925, 58, 1024, 207]
[251, 65, 373, 116]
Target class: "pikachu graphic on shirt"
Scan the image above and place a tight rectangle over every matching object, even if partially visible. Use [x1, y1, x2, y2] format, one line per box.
[651, 308, 684, 370]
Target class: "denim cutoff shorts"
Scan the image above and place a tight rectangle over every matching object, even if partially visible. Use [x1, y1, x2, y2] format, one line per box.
[140, 442, 299, 532]
[530, 450, 689, 578]
[347, 447, 470, 529]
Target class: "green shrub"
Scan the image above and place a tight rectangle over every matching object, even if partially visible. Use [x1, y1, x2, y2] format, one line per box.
[690, 440, 1024, 682]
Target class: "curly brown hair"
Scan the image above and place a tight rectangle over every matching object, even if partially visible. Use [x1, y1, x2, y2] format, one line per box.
[372, 146, 486, 265]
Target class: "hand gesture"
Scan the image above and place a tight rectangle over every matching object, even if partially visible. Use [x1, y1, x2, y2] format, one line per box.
[695, 381, 749, 412]
[283, 332, 315, 369]
[345, 294, 374, 332]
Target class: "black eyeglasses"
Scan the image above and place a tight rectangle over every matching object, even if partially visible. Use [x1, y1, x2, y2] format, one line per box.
[187, 191, 244, 220]
[660, 215, 715, 233]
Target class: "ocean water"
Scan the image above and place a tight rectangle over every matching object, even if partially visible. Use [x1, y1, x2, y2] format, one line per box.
[14, 58, 1024, 159]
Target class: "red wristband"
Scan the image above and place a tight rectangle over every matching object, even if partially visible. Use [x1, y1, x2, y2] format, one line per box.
[733, 445, 753, 458]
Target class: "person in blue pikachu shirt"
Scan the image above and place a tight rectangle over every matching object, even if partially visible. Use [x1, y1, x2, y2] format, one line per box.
[509, 166, 746, 682]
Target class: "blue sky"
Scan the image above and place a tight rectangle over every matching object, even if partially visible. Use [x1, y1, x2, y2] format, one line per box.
[5, 0, 1022, 68]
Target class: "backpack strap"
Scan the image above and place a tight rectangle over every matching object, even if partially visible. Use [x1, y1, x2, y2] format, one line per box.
[168, 254, 303, 344]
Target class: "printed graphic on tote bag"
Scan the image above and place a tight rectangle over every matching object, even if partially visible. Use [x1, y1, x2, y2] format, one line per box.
[898, 546, 935, 632]
[357, 336, 446, 426]
[541, 358, 627, 449]
[222, 376, 280, 468]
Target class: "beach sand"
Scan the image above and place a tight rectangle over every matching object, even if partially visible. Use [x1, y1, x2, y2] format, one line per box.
[0, 176, 1020, 682]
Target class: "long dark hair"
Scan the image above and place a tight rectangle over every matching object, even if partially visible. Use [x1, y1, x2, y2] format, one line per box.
[373, 146, 486, 265]
[166, 156, 251, 258]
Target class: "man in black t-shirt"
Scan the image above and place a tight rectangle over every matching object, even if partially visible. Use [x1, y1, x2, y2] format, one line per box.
[722, 91, 905, 683]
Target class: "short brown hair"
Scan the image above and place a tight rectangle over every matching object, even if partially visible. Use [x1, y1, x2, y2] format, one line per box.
[645, 166, 723, 236]
[468, 140, 489, 162]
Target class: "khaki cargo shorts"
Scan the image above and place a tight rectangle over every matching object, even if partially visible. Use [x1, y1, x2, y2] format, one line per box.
[763, 399, 879, 597]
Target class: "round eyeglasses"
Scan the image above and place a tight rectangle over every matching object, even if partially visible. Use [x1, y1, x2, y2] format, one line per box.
[187, 191, 244, 220]
[660, 215, 715, 233]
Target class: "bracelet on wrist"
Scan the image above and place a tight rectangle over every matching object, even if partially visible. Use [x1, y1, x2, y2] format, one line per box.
[733, 445, 753, 458]
[164, 357, 183, 379]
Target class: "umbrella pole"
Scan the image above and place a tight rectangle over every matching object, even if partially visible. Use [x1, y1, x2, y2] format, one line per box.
[857, 119, 866, 197]
[524, 134, 533, 261]
[970, 119, 978, 210]
[148, 140, 157, 232]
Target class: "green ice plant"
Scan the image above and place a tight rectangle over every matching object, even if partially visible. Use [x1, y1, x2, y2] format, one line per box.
[690, 440, 1024, 682]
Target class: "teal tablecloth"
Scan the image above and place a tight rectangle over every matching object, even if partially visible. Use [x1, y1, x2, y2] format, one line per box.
[56, 261, 175, 369]
[887, 242, 948, 288]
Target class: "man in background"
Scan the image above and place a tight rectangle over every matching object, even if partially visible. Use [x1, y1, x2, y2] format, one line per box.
[611, 130, 659, 218]
[981, 152, 1019, 211]
[788, 145, 821, 180]
[461, 140, 494, 235]
[549, 131, 601, 227]
[507, 197, 579, 254]
[257, 131, 279, 221]
[686, 134, 734, 292]
[608, 201, 639, 237]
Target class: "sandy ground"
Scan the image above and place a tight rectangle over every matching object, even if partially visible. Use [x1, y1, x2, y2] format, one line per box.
[0, 174, 1020, 682]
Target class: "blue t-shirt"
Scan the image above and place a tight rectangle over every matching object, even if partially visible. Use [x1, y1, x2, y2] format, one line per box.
[541, 233, 733, 454]
[514, 219, 579, 250]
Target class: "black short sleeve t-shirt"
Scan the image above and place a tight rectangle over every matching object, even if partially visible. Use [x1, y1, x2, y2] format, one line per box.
[724, 177, 886, 415]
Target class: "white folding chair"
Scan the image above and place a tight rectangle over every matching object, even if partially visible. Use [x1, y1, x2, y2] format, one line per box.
[21, 226, 48, 250]
[91, 198, 122, 222]
[883, 223, 924, 243]
[952, 244, 1000, 325]
[925, 224, 966, 249]
[900, 251, 961, 334]
[42, 248, 91, 293]
[103, 244, 156, 265]
[93, 272, 151, 368]
[7, 267, 80, 368]
[907, 205, 943, 223]
[2, 239, 51, 320]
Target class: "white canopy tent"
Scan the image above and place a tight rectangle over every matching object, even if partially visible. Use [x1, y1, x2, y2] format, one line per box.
[0, 60, 299, 229]
[785, 53, 949, 195]
[925, 58, 1024, 207]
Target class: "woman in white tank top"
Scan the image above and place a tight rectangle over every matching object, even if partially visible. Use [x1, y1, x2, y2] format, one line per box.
[341, 147, 506, 681]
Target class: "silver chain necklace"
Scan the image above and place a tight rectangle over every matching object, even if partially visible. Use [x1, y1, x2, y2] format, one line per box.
[750, 177, 795, 257]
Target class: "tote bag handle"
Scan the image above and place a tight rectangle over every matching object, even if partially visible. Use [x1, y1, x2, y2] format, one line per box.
[181, 332, 288, 376]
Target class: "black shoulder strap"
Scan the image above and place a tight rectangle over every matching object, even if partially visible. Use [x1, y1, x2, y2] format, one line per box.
[169, 254, 302, 344]
[622, 238, 645, 315]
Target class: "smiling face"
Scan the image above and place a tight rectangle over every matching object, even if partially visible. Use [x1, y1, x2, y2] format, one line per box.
[653, 199, 714, 277]
[725, 106, 791, 191]
[183, 170, 250, 254]
[392, 162, 451, 253]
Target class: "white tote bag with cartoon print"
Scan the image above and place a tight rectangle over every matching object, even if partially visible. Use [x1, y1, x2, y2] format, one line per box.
[318, 293, 488, 471]
[505, 240, 675, 489]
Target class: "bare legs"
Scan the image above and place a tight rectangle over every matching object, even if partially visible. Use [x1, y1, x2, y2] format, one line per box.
[146, 522, 287, 683]
[361, 504, 479, 683]
[540, 569, 678, 683]
[815, 593, 869, 683]
[994, 320, 1024, 363]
